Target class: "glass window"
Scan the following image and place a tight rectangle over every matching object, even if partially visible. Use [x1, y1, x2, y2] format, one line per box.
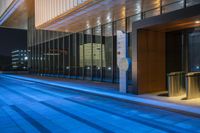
[70, 34, 76, 78]
[37, 44, 40, 73]
[77, 33, 83, 79]
[41, 43, 45, 74]
[58, 37, 64, 75]
[102, 23, 113, 82]
[187, 0, 200, 7]
[84, 29, 92, 80]
[50, 40, 54, 75]
[46, 41, 50, 74]
[142, 0, 160, 18]
[93, 26, 102, 81]
[189, 31, 200, 72]
[162, 0, 184, 14]
[33, 45, 36, 73]
[54, 38, 59, 75]
[64, 36, 70, 77]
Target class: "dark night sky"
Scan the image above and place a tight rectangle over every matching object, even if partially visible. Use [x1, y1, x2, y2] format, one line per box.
[0, 27, 27, 56]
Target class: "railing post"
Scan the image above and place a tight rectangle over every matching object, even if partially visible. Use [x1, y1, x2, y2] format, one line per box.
[184, 0, 187, 8]
[160, 0, 163, 15]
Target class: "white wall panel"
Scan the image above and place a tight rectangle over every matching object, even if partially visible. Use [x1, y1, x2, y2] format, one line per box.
[0, 0, 14, 16]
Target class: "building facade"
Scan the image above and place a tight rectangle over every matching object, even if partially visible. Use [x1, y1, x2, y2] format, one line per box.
[11, 50, 28, 71]
[0, 0, 200, 95]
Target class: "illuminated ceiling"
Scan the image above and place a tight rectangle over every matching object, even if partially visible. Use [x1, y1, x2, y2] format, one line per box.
[0, 0, 199, 32]
[0, 0, 33, 30]
[35, 0, 162, 32]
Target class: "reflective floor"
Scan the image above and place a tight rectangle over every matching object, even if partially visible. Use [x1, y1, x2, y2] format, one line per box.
[0, 75, 200, 133]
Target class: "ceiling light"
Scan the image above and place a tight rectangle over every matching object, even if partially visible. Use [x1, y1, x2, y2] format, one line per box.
[195, 20, 200, 24]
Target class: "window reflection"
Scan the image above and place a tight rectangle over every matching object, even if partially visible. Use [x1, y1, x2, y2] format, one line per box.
[189, 31, 200, 72]
[83, 29, 92, 79]
[102, 23, 113, 82]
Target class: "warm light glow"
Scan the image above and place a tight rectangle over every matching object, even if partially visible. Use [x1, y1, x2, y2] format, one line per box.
[195, 20, 200, 24]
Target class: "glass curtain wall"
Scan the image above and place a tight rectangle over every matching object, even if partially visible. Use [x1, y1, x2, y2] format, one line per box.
[28, 0, 200, 85]
[28, 18, 134, 84]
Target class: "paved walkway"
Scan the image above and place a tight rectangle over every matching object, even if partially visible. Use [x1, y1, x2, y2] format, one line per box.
[0, 74, 200, 132]
[5, 74, 200, 116]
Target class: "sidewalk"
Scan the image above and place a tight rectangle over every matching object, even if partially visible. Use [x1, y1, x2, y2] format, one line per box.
[4, 74, 200, 117]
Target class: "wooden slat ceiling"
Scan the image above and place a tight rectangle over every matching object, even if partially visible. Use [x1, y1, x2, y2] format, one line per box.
[3, 0, 195, 32]
[37, 0, 157, 32]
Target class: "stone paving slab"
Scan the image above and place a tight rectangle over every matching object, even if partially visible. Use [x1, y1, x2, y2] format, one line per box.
[0, 74, 200, 132]
[4, 74, 200, 117]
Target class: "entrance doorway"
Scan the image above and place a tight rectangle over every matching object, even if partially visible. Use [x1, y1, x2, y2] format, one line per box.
[136, 21, 200, 94]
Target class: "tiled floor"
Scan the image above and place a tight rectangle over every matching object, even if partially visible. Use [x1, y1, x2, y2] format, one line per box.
[0, 75, 200, 133]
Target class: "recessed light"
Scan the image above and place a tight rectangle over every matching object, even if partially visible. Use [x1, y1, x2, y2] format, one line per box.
[195, 20, 200, 24]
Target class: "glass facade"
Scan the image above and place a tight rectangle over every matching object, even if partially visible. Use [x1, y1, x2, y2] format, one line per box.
[28, 0, 200, 85]
[28, 18, 133, 84]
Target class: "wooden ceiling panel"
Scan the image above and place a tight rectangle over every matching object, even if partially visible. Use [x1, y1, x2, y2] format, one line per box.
[2, 0, 34, 30]
[39, 0, 138, 32]
[145, 16, 200, 32]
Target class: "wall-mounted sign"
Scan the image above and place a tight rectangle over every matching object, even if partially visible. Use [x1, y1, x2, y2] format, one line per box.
[117, 31, 127, 67]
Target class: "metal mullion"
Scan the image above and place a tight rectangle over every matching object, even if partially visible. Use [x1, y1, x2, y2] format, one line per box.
[39, 30, 41, 75]
[82, 31, 85, 80]
[40, 30, 43, 75]
[75, 33, 77, 79]
[35, 30, 37, 74]
[112, 21, 115, 83]
[160, 0, 163, 15]
[35, 29, 37, 74]
[41, 30, 43, 75]
[100, 25, 103, 82]
[37, 30, 39, 74]
[33, 29, 35, 73]
[57, 32, 60, 76]
[42, 31, 44, 75]
[41, 30, 45, 74]
[34, 30, 36, 74]
[184, 0, 186, 8]
[68, 35, 71, 78]
[30, 22, 32, 73]
[53, 32, 55, 75]
[141, 0, 144, 20]
[91, 28, 94, 80]
[37, 31, 40, 75]
[46, 31, 48, 75]
[44, 30, 46, 75]
[184, 31, 189, 73]
[31, 29, 35, 73]
[63, 33, 65, 76]
[48, 32, 51, 75]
